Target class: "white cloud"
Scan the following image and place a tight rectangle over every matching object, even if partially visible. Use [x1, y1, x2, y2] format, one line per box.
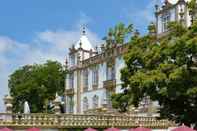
[0, 27, 101, 112]
[0, 36, 16, 53]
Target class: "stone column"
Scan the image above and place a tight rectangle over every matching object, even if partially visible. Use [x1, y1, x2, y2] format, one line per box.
[3, 94, 13, 122]
[54, 94, 61, 114]
[4, 94, 13, 113]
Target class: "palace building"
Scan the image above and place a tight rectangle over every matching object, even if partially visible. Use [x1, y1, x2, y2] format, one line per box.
[64, 0, 196, 114]
[64, 28, 128, 114]
[155, 0, 194, 37]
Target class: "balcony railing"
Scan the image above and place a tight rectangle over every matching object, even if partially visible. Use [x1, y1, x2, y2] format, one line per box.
[92, 84, 98, 90]
[103, 79, 116, 90]
[0, 113, 175, 129]
[65, 88, 74, 95]
[83, 86, 88, 92]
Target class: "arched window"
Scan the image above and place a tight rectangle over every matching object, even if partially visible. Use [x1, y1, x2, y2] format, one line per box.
[83, 97, 89, 111]
[92, 95, 99, 109]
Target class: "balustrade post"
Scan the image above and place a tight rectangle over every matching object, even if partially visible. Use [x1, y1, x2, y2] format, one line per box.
[53, 93, 61, 114]
[3, 94, 13, 122]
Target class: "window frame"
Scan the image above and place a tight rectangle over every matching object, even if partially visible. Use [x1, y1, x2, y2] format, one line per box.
[83, 97, 89, 111]
[92, 95, 99, 109]
[83, 69, 89, 92]
[162, 12, 171, 32]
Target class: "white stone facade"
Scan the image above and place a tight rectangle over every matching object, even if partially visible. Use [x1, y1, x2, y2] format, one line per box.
[64, 0, 196, 114]
[64, 28, 154, 114]
[64, 28, 128, 114]
[155, 0, 195, 36]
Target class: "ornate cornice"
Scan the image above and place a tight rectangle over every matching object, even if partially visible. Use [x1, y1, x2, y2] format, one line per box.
[68, 44, 128, 71]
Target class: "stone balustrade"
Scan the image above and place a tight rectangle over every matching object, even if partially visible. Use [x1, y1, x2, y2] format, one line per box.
[0, 113, 175, 129]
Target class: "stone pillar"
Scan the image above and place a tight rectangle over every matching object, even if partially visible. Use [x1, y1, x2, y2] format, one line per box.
[54, 94, 61, 114]
[3, 94, 13, 122]
[4, 94, 13, 113]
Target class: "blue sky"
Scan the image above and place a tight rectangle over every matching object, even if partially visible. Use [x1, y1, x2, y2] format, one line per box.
[0, 0, 158, 41]
[0, 0, 161, 111]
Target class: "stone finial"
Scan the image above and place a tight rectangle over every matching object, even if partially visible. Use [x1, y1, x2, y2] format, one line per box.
[4, 94, 13, 113]
[155, 4, 159, 13]
[53, 93, 61, 114]
[65, 57, 68, 68]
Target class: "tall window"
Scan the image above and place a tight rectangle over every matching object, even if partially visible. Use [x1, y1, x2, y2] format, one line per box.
[70, 54, 75, 66]
[83, 69, 89, 91]
[92, 66, 99, 86]
[67, 96, 74, 113]
[162, 13, 170, 32]
[106, 64, 115, 80]
[83, 97, 89, 111]
[92, 95, 99, 109]
[69, 73, 74, 89]
[106, 91, 112, 108]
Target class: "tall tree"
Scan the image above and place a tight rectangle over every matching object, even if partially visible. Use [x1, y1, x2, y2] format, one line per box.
[112, 21, 197, 127]
[103, 22, 133, 46]
[8, 60, 66, 113]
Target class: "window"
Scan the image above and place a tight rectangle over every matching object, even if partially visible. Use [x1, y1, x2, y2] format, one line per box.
[83, 69, 89, 91]
[69, 73, 74, 89]
[67, 96, 74, 113]
[92, 95, 99, 109]
[70, 54, 75, 66]
[92, 66, 99, 86]
[83, 97, 89, 111]
[106, 91, 112, 108]
[106, 64, 115, 80]
[162, 13, 170, 32]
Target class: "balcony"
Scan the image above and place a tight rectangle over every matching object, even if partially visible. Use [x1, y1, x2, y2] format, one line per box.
[65, 88, 74, 95]
[83, 86, 88, 92]
[103, 79, 116, 90]
[92, 84, 98, 90]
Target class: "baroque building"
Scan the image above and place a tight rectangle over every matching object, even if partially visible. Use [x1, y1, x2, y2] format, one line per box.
[155, 0, 194, 37]
[64, 0, 196, 114]
[64, 28, 128, 114]
[64, 28, 157, 114]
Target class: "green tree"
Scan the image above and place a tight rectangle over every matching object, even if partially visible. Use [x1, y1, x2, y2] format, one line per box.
[8, 60, 66, 113]
[112, 21, 197, 127]
[188, 0, 197, 23]
[103, 22, 133, 46]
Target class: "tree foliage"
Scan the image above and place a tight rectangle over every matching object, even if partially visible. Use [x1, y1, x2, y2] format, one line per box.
[8, 60, 66, 113]
[103, 22, 133, 45]
[112, 21, 197, 127]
